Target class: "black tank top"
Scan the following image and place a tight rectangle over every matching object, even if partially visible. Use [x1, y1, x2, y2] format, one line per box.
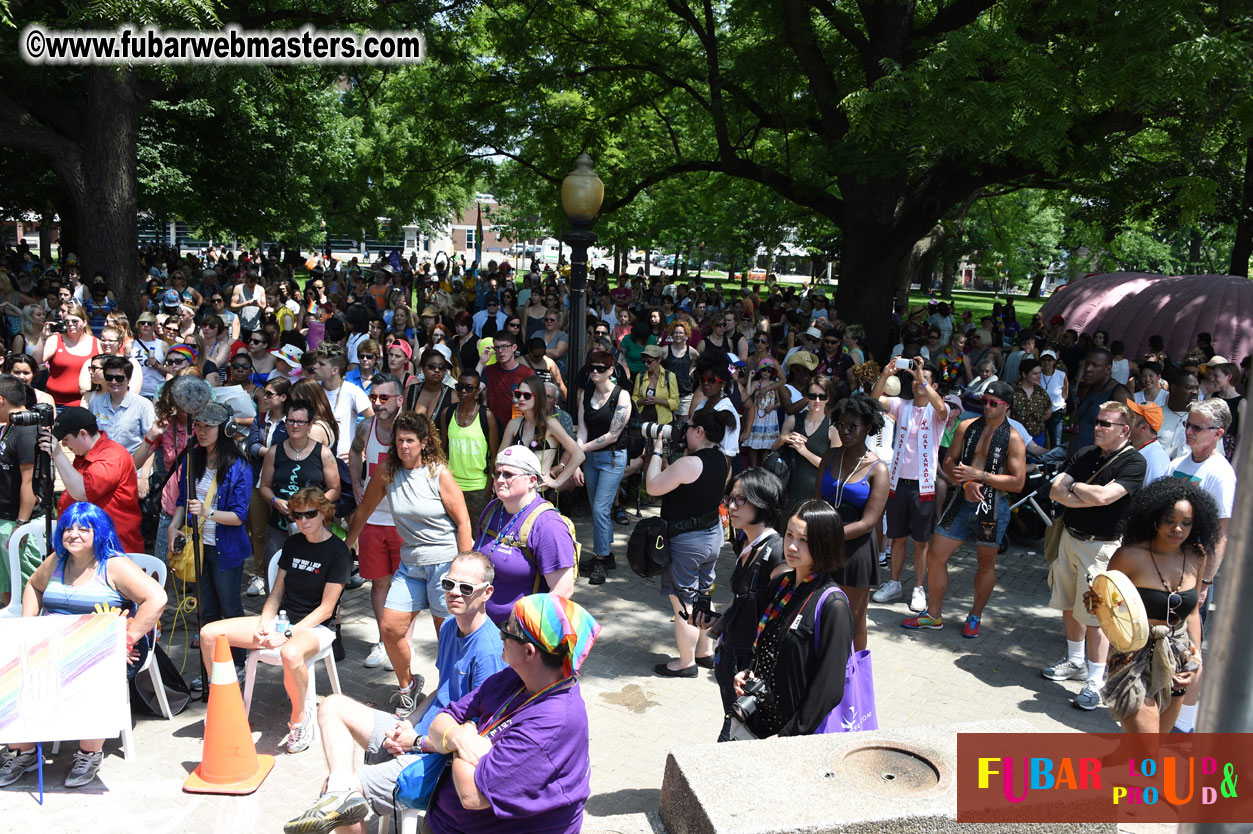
[583, 385, 624, 446]
[269, 440, 327, 528]
[664, 345, 694, 395]
[662, 446, 728, 522]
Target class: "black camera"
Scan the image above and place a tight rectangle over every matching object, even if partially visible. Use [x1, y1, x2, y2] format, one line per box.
[10, 402, 55, 428]
[678, 591, 713, 622]
[730, 677, 771, 724]
[172, 533, 187, 553]
[46, 307, 66, 335]
[640, 420, 688, 455]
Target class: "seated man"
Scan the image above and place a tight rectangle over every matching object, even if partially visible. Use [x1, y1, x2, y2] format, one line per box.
[425, 593, 601, 834]
[284, 551, 504, 834]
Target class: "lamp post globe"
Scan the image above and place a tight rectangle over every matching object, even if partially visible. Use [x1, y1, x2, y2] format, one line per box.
[561, 153, 604, 415]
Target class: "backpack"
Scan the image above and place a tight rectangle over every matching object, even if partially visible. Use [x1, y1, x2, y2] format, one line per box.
[479, 498, 581, 590]
[627, 516, 670, 578]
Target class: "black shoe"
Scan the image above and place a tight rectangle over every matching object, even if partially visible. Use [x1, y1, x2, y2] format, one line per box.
[694, 655, 715, 669]
[603, 553, 617, 571]
[344, 572, 366, 591]
[654, 662, 698, 678]
[588, 559, 607, 585]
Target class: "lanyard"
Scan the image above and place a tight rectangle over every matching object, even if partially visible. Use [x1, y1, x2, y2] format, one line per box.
[480, 677, 574, 737]
[755, 572, 816, 644]
[487, 503, 527, 554]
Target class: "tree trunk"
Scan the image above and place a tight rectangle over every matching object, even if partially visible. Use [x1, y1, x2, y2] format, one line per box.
[1229, 137, 1253, 277]
[38, 202, 53, 261]
[941, 254, 959, 299]
[838, 239, 916, 360]
[643, 249, 651, 278]
[1027, 269, 1046, 298]
[612, 243, 621, 275]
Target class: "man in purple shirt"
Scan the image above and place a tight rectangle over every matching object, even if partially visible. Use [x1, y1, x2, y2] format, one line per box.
[425, 594, 601, 834]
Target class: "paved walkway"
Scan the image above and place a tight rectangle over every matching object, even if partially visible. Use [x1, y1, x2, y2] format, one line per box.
[4, 503, 1137, 833]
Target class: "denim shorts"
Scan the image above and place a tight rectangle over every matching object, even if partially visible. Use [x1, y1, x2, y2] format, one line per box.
[935, 496, 1010, 547]
[384, 560, 453, 618]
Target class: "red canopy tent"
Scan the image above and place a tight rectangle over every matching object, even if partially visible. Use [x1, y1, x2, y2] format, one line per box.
[1039, 273, 1253, 363]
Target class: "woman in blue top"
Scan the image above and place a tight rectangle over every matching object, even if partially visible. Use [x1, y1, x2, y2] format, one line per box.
[168, 401, 254, 662]
[815, 392, 889, 651]
[0, 503, 167, 789]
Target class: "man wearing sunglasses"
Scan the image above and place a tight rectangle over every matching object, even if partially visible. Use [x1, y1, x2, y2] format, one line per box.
[904, 381, 1025, 638]
[87, 355, 156, 454]
[286, 551, 505, 834]
[1044, 402, 1146, 710]
[348, 374, 406, 671]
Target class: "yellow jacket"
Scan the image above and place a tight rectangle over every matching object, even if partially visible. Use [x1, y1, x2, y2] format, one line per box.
[632, 368, 681, 424]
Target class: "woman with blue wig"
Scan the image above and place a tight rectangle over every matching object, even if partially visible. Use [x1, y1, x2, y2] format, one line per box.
[0, 502, 167, 789]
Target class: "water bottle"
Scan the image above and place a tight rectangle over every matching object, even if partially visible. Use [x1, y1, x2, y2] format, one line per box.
[273, 609, 289, 635]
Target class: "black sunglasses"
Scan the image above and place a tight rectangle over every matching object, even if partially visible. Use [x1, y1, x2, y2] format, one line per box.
[103, 373, 127, 382]
[589, 364, 611, 373]
[806, 392, 829, 401]
[455, 383, 477, 393]
[291, 509, 321, 520]
[498, 625, 526, 644]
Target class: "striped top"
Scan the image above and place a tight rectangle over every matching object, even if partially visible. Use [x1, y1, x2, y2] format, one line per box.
[42, 558, 133, 616]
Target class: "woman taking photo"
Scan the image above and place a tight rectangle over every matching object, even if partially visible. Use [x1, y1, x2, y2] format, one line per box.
[259, 399, 342, 563]
[1087, 478, 1216, 733]
[346, 412, 473, 715]
[167, 402, 254, 664]
[199, 487, 351, 753]
[663, 320, 699, 419]
[43, 302, 99, 408]
[732, 499, 854, 738]
[575, 350, 633, 584]
[815, 393, 888, 652]
[775, 375, 839, 512]
[713, 469, 787, 741]
[645, 407, 737, 677]
[501, 377, 584, 489]
[0, 503, 167, 788]
[1011, 358, 1052, 447]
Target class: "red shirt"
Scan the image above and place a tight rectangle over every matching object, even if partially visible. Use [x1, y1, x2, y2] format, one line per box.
[484, 362, 535, 425]
[58, 434, 144, 552]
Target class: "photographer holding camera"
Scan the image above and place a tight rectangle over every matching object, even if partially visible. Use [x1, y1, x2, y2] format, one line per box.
[0, 374, 45, 606]
[645, 406, 735, 677]
[730, 499, 853, 738]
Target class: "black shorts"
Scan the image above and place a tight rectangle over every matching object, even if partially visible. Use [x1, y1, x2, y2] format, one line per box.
[885, 479, 937, 543]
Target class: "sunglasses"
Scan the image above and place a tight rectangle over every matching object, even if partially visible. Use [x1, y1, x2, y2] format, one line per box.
[589, 364, 611, 373]
[249, 337, 267, 345]
[806, 392, 829, 401]
[425, 363, 447, 372]
[167, 356, 189, 365]
[1095, 418, 1127, 429]
[644, 356, 659, 363]
[369, 393, 397, 403]
[498, 625, 526, 644]
[359, 353, 378, 361]
[700, 375, 723, 385]
[1184, 422, 1217, 433]
[291, 509, 322, 520]
[231, 362, 252, 370]
[492, 469, 527, 481]
[981, 397, 1007, 408]
[456, 383, 477, 393]
[513, 390, 534, 401]
[440, 578, 489, 596]
[103, 373, 127, 382]
[507, 322, 521, 329]
[823, 338, 841, 345]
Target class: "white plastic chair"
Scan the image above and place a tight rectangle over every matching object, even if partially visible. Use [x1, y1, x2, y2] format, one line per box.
[126, 553, 173, 720]
[241, 550, 342, 719]
[2, 520, 46, 618]
[376, 806, 424, 834]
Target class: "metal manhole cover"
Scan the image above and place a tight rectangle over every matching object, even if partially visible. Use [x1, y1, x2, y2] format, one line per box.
[837, 745, 942, 796]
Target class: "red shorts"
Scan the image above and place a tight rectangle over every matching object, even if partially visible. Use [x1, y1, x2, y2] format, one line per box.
[358, 523, 403, 580]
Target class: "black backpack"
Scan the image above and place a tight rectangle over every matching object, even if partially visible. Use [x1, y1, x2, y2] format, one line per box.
[627, 516, 671, 578]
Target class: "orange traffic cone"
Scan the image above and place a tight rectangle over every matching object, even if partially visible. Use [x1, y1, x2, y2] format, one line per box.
[184, 637, 275, 794]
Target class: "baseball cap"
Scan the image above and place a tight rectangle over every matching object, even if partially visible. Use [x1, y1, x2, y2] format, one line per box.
[643, 345, 665, 359]
[803, 326, 823, 341]
[52, 406, 98, 440]
[1125, 399, 1163, 433]
[1040, 349, 1058, 360]
[496, 445, 542, 477]
[193, 402, 232, 427]
[161, 289, 180, 307]
[985, 381, 1015, 402]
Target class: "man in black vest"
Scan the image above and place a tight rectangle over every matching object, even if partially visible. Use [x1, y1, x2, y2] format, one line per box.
[903, 381, 1026, 639]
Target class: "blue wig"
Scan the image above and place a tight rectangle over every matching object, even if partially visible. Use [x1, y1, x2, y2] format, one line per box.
[54, 501, 127, 565]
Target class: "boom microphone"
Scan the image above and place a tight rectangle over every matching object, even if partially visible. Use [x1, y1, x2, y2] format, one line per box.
[169, 374, 213, 417]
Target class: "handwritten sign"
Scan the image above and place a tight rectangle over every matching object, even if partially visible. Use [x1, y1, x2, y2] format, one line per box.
[0, 614, 127, 744]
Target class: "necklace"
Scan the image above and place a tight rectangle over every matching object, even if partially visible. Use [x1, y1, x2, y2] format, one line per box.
[828, 448, 870, 509]
[1147, 544, 1187, 593]
[287, 438, 313, 460]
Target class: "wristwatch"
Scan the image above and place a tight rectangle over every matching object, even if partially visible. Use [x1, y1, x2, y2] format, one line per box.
[283, 629, 293, 639]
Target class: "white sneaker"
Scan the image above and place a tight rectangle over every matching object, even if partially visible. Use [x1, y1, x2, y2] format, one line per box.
[909, 586, 927, 613]
[363, 642, 388, 669]
[871, 579, 903, 603]
[246, 576, 265, 597]
[1042, 657, 1087, 681]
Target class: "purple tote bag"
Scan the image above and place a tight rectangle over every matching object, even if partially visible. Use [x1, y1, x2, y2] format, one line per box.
[812, 587, 878, 733]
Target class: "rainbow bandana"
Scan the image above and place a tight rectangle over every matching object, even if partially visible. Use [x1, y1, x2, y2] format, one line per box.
[168, 343, 199, 364]
[512, 594, 602, 677]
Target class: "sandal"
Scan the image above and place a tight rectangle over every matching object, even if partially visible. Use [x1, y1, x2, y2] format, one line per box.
[614, 507, 629, 525]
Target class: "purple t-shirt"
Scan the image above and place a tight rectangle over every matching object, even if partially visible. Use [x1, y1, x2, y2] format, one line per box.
[475, 496, 576, 623]
[426, 668, 590, 834]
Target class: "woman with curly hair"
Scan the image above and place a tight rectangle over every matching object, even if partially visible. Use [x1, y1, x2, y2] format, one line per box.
[1086, 478, 1218, 733]
[346, 411, 473, 717]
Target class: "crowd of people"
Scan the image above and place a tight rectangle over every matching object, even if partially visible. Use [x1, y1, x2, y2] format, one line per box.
[0, 240, 1243, 831]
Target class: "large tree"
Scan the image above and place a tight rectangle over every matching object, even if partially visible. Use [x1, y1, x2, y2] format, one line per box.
[422, 0, 1243, 351]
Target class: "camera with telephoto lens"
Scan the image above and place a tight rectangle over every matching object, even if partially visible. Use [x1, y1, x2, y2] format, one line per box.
[10, 402, 55, 428]
[640, 420, 689, 455]
[46, 307, 66, 335]
[730, 677, 772, 724]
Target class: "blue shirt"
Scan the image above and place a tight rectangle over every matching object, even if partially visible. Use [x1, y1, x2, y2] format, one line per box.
[416, 615, 506, 735]
[89, 391, 156, 453]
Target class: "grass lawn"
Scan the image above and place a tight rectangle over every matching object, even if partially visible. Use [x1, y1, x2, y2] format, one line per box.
[908, 289, 1047, 327]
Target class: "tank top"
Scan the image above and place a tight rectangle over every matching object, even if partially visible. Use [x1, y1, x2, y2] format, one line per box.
[46, 333, 101, 407]
[362, 418, 395, 527]
[389, 464, 457, 566]
[447, 406, 490, 491]
[663, 345, 694, 395]
[42, 559, 133, 616]
[661, 446, 728, 522]
[1138, 584, 1198, 621]
[583, 385, 625, 449]
[820, 462, 874, 510]
[269, 440, 327, 529]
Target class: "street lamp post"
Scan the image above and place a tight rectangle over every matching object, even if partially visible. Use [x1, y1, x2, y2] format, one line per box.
[561, 153, 605, 416]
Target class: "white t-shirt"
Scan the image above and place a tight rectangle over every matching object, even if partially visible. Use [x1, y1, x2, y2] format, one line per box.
[324, 380, 371, 458]
[129, 338, 167, 397]
[1139, 441, 1173, 488]
[1170, 451, 1236, 518]
[1133, 388, 1168, 407]
[1159, 407, 1189, 458]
